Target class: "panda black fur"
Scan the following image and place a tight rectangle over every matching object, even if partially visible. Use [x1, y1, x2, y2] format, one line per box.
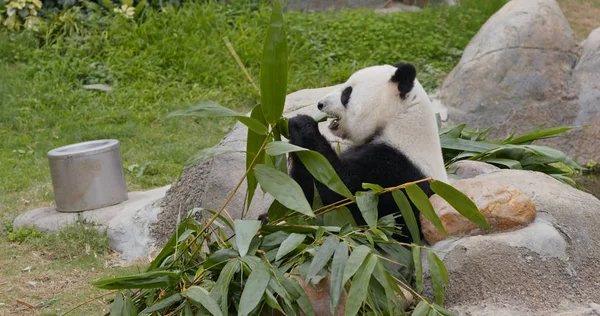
[284, 63, 448, 243]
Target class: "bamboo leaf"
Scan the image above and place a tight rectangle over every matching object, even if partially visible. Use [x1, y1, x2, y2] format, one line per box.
[110, 293, 137, 316]
[306, 235, 338, 284]
[362, 183, 384, 192]
[482, 157, 522, 169]
[168, 100, 267, 135]
[204, 248, 239, 270]
[440, 136, 497, 153]
[276, 233, 306, 261]
[93, 271, 180, 290]
[210, 258, 239, 315]
[509, 126, 575, 144]
[405, 184, 446, 235]
[140, 293, 183, 314]
[184, 286, 223, 316]
[427, 250, 446, 305]
[235, 220, 262, 257]
[430, 180, 490, 229]
[260, 0, 288, 124]
[433, 303, 457, 316]
[345, 254, 377, 316]
[264, 289, 284, 313]
[254, 164, 314, 217]
[355, 191, 379, 228]
[342, 245, 371, 285]
[265, 141, 305, 156]
[413, 246, 423, 293]
[245, 104, 267, 216]
[238, 264, 271, 316]
[391, 190, 421, 244]
[267, 200, 288, 223]
[265, 141, 353, 199]
[296, 151, 353, 199]
[330, 242, 348, 314]
[412, 300, 431, 316]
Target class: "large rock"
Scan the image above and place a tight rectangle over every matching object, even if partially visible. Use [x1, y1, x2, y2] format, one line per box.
[438, 0, 600, 163]
[14, 186, 170, 261]
[560, 27, 600, 162]
[152, 86, 343, 242]
[426, 170, 600, 315]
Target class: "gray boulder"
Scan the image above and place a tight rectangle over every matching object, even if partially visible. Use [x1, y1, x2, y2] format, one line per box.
[426, 170, 600, 315]
[438, 0, 600, 163]
[152, 86, 343, 243]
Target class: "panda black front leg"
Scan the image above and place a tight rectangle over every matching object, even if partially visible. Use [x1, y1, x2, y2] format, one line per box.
[288, 115, 340, 163]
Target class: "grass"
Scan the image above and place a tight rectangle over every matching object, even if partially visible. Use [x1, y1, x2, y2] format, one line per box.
[0, 0, 508, 313]
[557, 0, 600, 41]
[0, 2, 499, 225]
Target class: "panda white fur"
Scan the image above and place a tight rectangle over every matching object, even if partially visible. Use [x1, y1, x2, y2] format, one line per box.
[286, 63, 448, 243]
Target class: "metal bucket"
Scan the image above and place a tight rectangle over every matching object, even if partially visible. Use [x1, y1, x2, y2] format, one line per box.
[48, 139, 128, 212]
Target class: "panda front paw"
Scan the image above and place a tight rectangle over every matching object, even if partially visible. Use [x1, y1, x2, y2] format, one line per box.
[288, 114, 321, 148]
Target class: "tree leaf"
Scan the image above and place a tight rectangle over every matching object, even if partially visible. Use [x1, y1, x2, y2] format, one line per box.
[238, 263, 271, 316]
[306, 235, 338, 284]
[260, 0, 287, 124]
[93, 271, 180, 290]
[345, 254, 377, 316]
[183, 286, 223, 316]
[254, 164, 314, 217]
[235, 220, 262, 257]
[413, 246, 423, 293]
[430, 180, 490, 230]
[342, 245, 371, 285]
[391, 190, 421, 244]
[405, 184, 446, 235]
[267, 200, 288, 223]
[427, 250, 446, 305]
[276, 233, 306, 261]
[355, 191, 378, 228]
[330, 242, 348, 315]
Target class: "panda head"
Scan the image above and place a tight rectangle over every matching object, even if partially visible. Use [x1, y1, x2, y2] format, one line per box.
[317, 63, 421, 144]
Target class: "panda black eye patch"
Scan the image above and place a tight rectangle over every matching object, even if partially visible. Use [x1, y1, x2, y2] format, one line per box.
[341, 86, 352, 107]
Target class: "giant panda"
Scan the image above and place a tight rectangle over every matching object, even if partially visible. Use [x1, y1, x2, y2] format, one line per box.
[284, 63, 448, 243]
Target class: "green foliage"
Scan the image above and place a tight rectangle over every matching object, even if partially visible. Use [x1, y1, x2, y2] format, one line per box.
[1, 0, 44, 31]
[440, 124, 585, 186]
[6, 226, 45, 242]
[5, 222, 110, 260]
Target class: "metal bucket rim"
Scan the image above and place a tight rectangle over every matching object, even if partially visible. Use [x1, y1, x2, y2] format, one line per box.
[48, 139, 120, 160]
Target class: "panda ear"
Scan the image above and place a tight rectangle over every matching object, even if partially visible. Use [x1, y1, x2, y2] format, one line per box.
[390, 63, 416, 99]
